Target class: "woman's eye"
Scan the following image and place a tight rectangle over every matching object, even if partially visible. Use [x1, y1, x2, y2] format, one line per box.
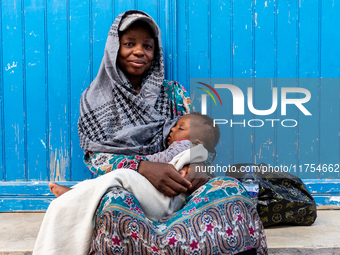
[144, 45, 153, 50]
[125, 43, 134, 47]
[179, 128, 184, 130]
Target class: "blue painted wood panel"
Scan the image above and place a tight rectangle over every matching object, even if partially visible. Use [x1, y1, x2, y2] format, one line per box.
[0, 0, 339, 211]
[210, 1, 233, 165]
[25, 0, 48, 181]
[0, 0, 4, 182]
[298, 0, 320, 180]
[0, 182, 77, 211]
[69, 0, 92, 181]
[232, 0, 254, 164]
[253, 0, 276, 166]
[320, 1, 340, 180]
[3, 0, 26, 182]
[47, 0, 70, 182]
[275, 0, 299, 174]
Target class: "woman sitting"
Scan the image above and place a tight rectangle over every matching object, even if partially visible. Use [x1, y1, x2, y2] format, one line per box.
[80, 10, 267, 255]
[36, 10, 267, 255]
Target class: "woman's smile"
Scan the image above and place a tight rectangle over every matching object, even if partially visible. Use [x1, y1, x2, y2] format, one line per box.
[128, 60, 146, 68]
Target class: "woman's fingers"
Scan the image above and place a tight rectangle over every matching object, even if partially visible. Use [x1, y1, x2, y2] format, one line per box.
[160, 185, 181, 197]
[167, 166, 192, 188]
[138, 161, 191, 197]
[158, 165, 192, 196]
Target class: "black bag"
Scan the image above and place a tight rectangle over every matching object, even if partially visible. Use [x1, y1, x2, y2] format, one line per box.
[227, 162, 317, 227]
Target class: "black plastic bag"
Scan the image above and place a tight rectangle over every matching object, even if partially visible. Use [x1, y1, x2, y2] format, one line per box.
[227, 162, 317, 227]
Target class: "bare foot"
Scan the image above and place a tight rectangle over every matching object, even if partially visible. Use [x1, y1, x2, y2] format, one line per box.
[49, 182, 72, 197]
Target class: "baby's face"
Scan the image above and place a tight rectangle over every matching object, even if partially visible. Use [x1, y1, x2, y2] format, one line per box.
[167, 115, 191, 146]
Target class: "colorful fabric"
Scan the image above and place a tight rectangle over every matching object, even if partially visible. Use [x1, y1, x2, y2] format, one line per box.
[89, 177, 267, 254]
[84, 151, 147, 175]
[83, 80, 191, 176]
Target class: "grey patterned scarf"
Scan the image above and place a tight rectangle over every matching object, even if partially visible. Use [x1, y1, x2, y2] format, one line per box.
[78, 10, 174, 155]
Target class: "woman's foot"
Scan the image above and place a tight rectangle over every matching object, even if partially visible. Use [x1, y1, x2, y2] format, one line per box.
[49, 182, 72, 197]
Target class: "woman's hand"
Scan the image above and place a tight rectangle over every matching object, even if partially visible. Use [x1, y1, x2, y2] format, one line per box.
[181, 163, 209, 193]
[138, 161, 192, 197]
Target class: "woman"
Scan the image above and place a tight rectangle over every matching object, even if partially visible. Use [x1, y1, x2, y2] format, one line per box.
[79, 10, 267, 254]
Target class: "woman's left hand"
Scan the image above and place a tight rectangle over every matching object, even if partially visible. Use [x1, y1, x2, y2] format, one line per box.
[181, 163, 209, 193]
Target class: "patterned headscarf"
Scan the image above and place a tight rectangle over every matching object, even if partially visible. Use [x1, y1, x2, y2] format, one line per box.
[78, 10, 174, 155]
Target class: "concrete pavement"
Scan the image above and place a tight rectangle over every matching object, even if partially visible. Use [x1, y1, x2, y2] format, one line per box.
[0, 210, 339, 254]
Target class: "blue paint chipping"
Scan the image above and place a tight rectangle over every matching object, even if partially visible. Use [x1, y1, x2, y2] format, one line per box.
[0, 0, 340, 211]
[0, 182, 77, 211]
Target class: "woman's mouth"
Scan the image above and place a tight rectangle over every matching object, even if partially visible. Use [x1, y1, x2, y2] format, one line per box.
[129, 61, 145, 68]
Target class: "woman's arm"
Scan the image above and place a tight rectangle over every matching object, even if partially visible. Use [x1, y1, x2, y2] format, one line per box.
[84, 150, 193, 196]
[84, 139, 191, 176]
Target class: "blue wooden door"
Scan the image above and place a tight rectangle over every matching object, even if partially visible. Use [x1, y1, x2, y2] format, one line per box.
[1, 0, 339, 211]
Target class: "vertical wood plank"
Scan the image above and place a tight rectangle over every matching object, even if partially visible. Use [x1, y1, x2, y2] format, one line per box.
[253, 0, 276, 166]
[320, 1, 340, 179]
[276, 0, 299, 173]
[164, 0, 177, 81]
[47, 0, 70, 181]
[210, 1, 233, 170]
[187, 0, 210, 152]
[188, 0, 209, 79]
[69, 0, 92, 181]
[0, 0, 4, 181]
[232, 0, 254, 164]
[25, 0, 48, 181]
[177, 0, 189, 88]
[210, 1, 231, 79]
[2, 0, 26, 181]
[92, 0, 113, 78]
[298, 0, 320, 179]
[158, 0, 170, 80]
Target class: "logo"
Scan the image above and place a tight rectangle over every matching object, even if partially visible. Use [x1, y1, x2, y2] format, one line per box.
[198, 83, 311, 116]
[192, 79, 312, 128]
[197, 82, 222, 115]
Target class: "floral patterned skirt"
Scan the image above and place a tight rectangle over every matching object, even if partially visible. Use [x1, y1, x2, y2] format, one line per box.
[89, 177, 268, 255]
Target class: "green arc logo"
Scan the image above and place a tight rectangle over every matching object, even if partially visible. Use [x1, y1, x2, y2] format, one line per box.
[197, 82, 222, 106]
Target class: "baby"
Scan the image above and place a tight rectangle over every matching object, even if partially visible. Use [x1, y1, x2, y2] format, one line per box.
[49, 112, 220, 221]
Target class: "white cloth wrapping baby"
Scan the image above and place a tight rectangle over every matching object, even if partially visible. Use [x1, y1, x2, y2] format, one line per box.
[33, 144, 208, 255]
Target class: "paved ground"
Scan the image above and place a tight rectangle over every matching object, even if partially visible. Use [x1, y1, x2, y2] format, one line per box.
[0, 210, 339, 254]
[266, 210, 340, 254]
[0, 213, 44, 255]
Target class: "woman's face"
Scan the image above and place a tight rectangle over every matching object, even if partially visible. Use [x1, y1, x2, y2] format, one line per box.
[117, 23, 155, 81]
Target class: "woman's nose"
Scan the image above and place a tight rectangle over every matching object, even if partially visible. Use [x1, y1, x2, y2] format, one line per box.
[133, 44, 144, 56]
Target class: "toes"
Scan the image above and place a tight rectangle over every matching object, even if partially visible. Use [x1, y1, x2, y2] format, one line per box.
[49, 182, 55, 192]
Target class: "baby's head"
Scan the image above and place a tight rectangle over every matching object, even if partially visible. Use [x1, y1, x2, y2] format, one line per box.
[167, 112, 220, 153]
